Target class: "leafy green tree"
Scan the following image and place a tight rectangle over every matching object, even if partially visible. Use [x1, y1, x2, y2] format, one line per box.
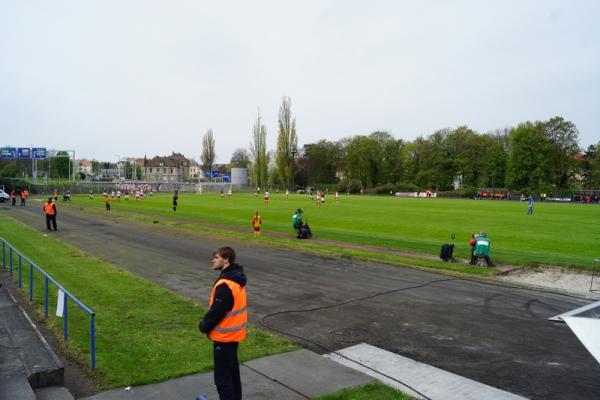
[505, 122, 553, 191]
[346, 135, 381, 188]
[381, 138, 406, 185]
[275, 97, 298, 189]
[201, 129, 216, 176]
[0, 161, 18, 177]
[304, 140, 341, 184]
[250, 113, 269, 188]
[542, 116, 580, 189]
[412, 130, 454, 190]
[581, 142, 600, 188]
[51, 151, 72, 179]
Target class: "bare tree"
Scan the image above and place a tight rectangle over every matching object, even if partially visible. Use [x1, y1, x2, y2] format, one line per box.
[250, 112, 268, 187]
[201, 129, 216, 178]
[276, 96, 298, 188]
[230, 148, 251, 168]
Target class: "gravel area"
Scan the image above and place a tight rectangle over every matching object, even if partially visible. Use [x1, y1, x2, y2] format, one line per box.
[499, 267, 600, 300]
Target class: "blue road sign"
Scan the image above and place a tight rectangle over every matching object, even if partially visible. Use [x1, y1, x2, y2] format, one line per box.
[32, 148, 47, 159]
[17, 148, 31, 159]
[204, 172, 211, 178]
[1, 147, 16, 159]
[212, 171, 220, 178]
[222, 176, 230, 182]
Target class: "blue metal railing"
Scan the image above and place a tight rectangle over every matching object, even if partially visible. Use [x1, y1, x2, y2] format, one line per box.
[1, 237, 96, 369]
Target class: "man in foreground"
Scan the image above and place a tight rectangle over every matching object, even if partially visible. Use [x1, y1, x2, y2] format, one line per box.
[199, 247, 247, 400]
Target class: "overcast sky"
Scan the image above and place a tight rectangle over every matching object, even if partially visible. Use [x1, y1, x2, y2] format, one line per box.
[1, 1, 598, 162]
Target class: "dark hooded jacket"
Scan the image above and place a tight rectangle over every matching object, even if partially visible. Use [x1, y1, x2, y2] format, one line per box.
[199, 263, 247, 335]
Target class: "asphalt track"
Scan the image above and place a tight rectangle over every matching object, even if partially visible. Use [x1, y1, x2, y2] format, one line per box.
[3, 203, 600, 399]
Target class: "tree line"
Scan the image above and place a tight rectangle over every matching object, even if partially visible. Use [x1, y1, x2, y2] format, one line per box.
[217, 98, 599, 194]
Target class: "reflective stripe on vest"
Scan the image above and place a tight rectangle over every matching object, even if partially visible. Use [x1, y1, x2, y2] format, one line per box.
[208, 278, 247, 342]
[44, 203, 55, 215]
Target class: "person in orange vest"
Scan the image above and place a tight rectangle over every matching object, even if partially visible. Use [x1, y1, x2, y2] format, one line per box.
[251, 211, 262, 237]
[199, 247, 247, 400]
[20, 190, 26, 206]
[43, 197, 57, 231]
[104, 195, 111, 212]
[10, 190, 16, 206]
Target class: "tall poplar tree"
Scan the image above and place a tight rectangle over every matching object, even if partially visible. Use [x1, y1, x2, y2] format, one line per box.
[276, 96, 298, 188]
[201, 129, 216, 177]
[250, 112, 268, 187]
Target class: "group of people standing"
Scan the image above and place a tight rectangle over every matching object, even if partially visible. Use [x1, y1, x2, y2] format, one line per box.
[9, 189, 29, 207]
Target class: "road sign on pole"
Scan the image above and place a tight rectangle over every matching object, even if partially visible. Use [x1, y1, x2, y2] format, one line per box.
[1, 147, 16, 159]
[32, 148, 47, 159]
[18, 148, 31, 159]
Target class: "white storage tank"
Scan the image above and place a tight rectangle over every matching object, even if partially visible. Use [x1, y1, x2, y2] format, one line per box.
[231, 168, 248, 187]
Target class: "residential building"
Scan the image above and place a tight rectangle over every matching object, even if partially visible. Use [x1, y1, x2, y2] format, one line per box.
[143, 152, 201, 183]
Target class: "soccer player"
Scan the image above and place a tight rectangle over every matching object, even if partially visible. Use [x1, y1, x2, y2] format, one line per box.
[251, 212, 262, 237]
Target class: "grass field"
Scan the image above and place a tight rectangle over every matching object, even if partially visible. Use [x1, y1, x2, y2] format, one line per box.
[0, 215, 296, 388]
[314, 381, 416, 400]
[61, 192, 600, 270]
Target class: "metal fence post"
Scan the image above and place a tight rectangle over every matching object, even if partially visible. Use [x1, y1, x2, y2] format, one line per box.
[63, 296, 68, 341]
[29, 263, 34, 302]
[2, 240, 5, 270]
[90, 315, 96, 369]
[9, 247, 13, 276]
[18, 254, 22, 288]
[44, 276, 49, 318]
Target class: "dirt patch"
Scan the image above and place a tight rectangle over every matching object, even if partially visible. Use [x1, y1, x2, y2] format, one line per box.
[499, 266, 600, 300]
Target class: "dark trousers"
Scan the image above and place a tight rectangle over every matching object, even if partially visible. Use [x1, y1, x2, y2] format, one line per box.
[213, 341, 241, 400]
[46, 215, 57, 231]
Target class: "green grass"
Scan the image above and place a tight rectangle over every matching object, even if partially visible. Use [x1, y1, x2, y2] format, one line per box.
[59, 192, 600, 270]
[0, 214, 296, 388]
[314, 381, 416, 400]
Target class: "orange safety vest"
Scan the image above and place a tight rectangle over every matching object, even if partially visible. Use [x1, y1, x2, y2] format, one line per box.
[208, 278, 247, 343]
[44, 202, 55, 215]
[251, 216, 261, 228]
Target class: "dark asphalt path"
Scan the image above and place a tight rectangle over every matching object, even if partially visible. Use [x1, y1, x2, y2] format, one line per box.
[3, 203, 600, 399]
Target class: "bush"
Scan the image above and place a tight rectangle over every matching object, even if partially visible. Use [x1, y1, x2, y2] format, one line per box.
[395, 182, 422, 192]
[338, 179, 363, 194]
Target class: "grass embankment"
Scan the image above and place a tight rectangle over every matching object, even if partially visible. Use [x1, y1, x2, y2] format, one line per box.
[63, 192, 599, 270]
[314, 381, 416, 400]
[0, 214, 296, 388]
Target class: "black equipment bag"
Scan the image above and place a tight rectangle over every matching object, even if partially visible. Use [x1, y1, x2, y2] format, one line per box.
[298, 223, 312, 239]
[440, 243, 454, 261]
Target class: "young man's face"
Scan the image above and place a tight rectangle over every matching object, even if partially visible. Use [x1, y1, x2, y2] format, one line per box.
[211, 253, 230, 271]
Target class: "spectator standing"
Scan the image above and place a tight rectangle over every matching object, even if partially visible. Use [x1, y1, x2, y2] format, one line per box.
[43, 197, 58, 231]
[199, 247, 247, 400]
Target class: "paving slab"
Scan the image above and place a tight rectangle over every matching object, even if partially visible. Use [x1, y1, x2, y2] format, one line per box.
[35, 386, 75, 400]
[80, 365, 306, 400]
[325, 343, 528, 400]
[245, 349, 373, 398]
[0, 374, 36, 400]
[82, 349, 372, 400]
